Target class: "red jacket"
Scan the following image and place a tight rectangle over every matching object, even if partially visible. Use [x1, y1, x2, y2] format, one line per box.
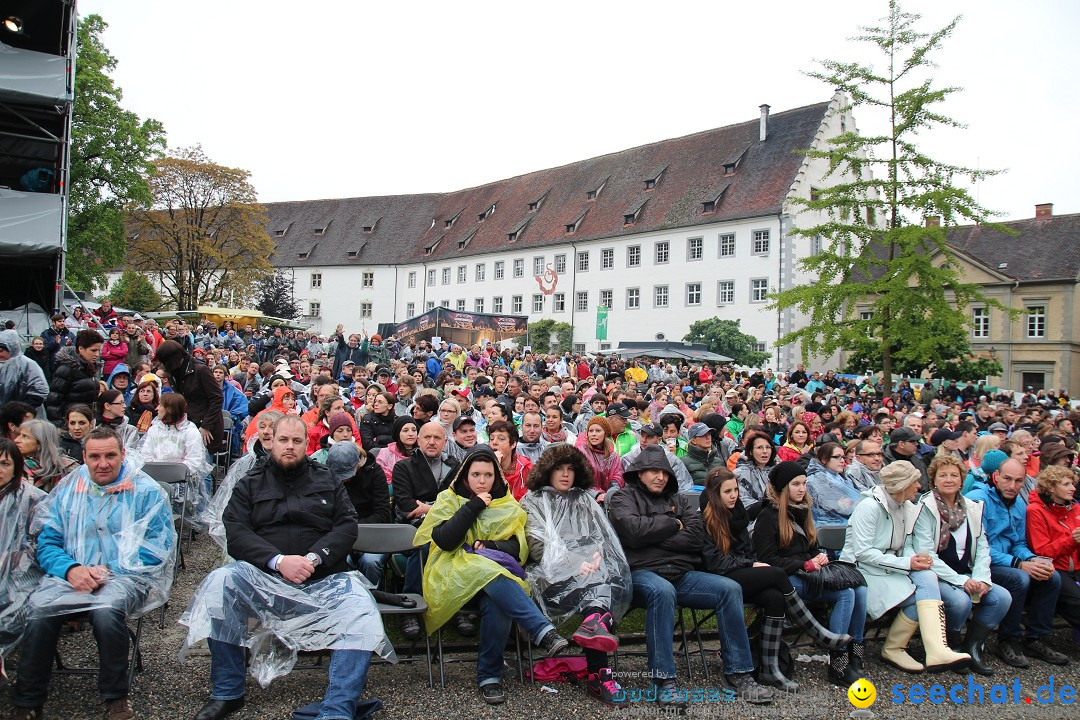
[1025, 488, 1080, 572]
[503, 453, 533, 501]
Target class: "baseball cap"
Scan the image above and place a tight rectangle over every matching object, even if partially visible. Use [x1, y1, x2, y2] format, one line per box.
[326, 442, 361, 482]
[930, 428, 964, 447]
[639, 423, 662, 438]
[686, 423, 711, 440]
[606, 402, 631, 419]
[889, 426, 920, 444]
[452, 416, 476, 431]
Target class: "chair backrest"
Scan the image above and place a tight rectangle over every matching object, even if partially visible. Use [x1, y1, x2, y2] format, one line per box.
[221, 411, 234, 431]
[817, 525, 847, 551]
[141, 461, 188, 484]
[354, 523, 422, 554]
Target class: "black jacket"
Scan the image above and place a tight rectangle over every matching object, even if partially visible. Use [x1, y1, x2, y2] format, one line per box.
[606, 445, 703, 583]
[429, 445, 519, 558]
[700, 494, 757, 575]
[45, 346, 100, 422]
[157, 342, 224, 452]
[223, 456, 358, 580]
[359, 411, 395, 451]
[392, 449, 459, 525]
[751, 501, 819, 576]
[347, 452, 392, 525]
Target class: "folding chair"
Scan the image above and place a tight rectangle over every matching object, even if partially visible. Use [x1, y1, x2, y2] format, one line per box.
[142, 461, 189, 629]
[817, 525, 847, 552]
[612, 606, 702, 680]
[212, 413, 234, 490]
[53, 614, 145, 689]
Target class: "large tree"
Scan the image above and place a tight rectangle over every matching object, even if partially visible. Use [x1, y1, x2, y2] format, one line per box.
[128, 146, 274, 309]
[108, 270, 164, 313]
[255, 270, 300, 320]
[768, 1, 1011, 391]
[67, 14, 166, 291]
[683, 318, 769, 368]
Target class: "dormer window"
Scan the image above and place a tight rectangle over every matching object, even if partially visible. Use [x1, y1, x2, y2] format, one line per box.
[565, 223, 576, 234]
[702, 200, 715, 213]
[274, 229, 286, 237]
[314, 227, 325, 236]
[644, 168, 666, 190]
[347, 251, 358, 258]
[478, 203, 496, 222]
[586, 179, 607, 201]
[297, 251, 309, 259]
[528, 201, 538, 212]
[623, 214, 635, 225]
[623, 201, 646, 226]
[457, 229, 477, 250]
[644, 179, 656, 190]
[586, 190, 597, 200]
[508, 231, 519, 242]
[723, 163, 736, 175]
[444, 210, 463, 229]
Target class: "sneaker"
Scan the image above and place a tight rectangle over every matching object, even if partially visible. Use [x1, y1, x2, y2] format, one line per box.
[726, 672, 774, 705]
[995, 638, 1030, 669]
[572, 612, 619, 653]
[536, 628, 569, 657]
[454, 611, 477, 638]
[480, 682, 506, 705]
[1023, 638, 1070, 666]
[8, 708, 44, 720]
[585, 668, 627, 707]
[103, 698, 134, 720]
[655, 680, 688, 710]
[399, 614, 421, 641]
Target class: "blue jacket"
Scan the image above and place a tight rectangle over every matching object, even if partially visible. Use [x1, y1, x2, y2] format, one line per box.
[426, 356, 442, 381]
[963, 483, 1034, 568]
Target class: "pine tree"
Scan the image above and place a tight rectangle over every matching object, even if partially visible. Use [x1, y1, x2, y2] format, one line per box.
[256, 271, 300, 320]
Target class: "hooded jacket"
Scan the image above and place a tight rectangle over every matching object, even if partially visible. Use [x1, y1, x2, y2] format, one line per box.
[155, 340, 224, 452]
[734, 454, 774, 522]
[1025, 488, 1080, 572]
[964, 482, 1035, 569]
[0, 329, 49, 411]
[107, 363, 134, 403]
[606, 445, 704, 583]
[45, 344, 100, 422]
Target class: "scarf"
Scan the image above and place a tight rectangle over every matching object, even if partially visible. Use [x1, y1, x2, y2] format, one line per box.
[932, 488, 967, 553]
[881, 489, 907, 554]
[542, 428, 567, 444]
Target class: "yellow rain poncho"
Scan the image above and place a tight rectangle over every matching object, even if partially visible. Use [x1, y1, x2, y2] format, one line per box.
[413, 448, 530, 634]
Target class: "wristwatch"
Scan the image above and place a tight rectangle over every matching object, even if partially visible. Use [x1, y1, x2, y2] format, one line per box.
[305, 552, 322, 567]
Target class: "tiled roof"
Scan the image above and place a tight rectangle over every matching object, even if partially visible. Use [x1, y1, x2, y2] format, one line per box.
[264, 101, 832, 268]
[947, 213, 1080, 283]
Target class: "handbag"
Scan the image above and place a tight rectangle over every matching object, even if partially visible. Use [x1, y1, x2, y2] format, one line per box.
[797, 561, 866, 596]
[463, 543, 528, 580]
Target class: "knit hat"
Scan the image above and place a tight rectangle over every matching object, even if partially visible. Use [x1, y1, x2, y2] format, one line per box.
[979, 449, 1008, 476]
[328, 412, 352, 438]
[769, 461, 806, 493]
[326, 441, 361, 482]
[370, 334, 382, 343]
[587, 416, 612, 438]
[880, 460, 921, 494]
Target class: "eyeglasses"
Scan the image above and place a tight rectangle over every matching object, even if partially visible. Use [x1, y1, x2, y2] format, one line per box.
[108, 400, 125, 406]
[830, 454, 846, 460]
[857, 452, 884, 458]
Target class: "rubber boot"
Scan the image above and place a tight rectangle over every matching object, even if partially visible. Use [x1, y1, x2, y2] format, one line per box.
[916, 600, 970, 672]
[960, 621, 994, 676]
[784, 590, 851, 650]
[880, 611, 924, 673]
[758, 616, 798, 692]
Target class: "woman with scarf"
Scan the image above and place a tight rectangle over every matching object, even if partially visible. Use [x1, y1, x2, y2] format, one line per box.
[752, 461, 866, 686]
[310, 412, 358, 465]
[127, 374, 160, 435]
[574, 416, 624, 502]
[702, 466, 854, 690]
[912, 455, 1012, 675]
[376, 416, 419, 484]
[95, 389, 138, 451]
[414, 445, 569, 706]
[776, 421, 812, 463]
[735, 429, 778, 521]
[59, 404, 94, 464]
[14, 419, 78, 492]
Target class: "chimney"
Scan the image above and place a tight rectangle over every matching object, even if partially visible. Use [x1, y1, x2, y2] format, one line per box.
[925, 216, 941, 227]
[1035, 203, 1053, 219]
[759, 104, 770, 142]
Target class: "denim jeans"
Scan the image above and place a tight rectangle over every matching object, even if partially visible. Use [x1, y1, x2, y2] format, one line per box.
[209, 641, 372, 720]
[402, 544, 429, 595]
[938, 579, 1012, 632]
[631, 569, 753, 680]
[897, 569, 942, 620]
[350, 552, 388, 587]
[788, 575, 867, 643]
[476, 575, 553, 686]
[991, 565, 1061, 640]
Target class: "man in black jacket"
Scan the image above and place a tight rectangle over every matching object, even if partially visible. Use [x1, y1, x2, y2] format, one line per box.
[45, 329, 102, 423]
[188, 416, 386, 720]
[156, 340, 224, 453]
[607, 446, 773, 708]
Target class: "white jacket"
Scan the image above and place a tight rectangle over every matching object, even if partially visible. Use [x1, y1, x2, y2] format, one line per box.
[139, 416, 211, 479]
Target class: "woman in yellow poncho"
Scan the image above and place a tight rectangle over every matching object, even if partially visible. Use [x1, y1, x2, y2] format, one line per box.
[413, 444, 570, 706]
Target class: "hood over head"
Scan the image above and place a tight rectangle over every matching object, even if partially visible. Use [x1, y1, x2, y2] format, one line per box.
[448, 444, 508, 500]
[623, 444, 679, 495]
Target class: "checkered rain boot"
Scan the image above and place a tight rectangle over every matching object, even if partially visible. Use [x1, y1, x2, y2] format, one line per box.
[784, 590, 851, 650]
[758, 616, 798, 692]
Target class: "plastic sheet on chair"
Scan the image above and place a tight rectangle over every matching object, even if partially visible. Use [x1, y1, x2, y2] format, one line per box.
[519, 486, 632, 626]
[807, 471, 863, 526]
[0, 481, 47, 654]
[179, 561, 395, 687]
[200, 451, 261, 554]
[24, 462, 176, 620]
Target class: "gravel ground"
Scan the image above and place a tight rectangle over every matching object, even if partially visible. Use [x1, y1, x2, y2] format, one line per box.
[3, 533, 1079, 720]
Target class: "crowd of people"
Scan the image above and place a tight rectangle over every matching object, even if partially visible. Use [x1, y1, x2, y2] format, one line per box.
[1, 307, 1079, 719]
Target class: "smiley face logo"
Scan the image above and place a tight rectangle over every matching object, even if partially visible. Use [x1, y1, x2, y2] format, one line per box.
[848, 678, 876, 708]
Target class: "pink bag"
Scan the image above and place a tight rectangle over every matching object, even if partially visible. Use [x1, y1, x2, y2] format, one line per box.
[528, 655, 589, 682]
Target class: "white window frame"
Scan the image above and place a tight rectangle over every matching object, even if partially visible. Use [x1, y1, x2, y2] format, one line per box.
[512, 295, 523, 314]
[627, 245, 641, 267]
[474, 298, 485, 313]
[362, 271, 374, 289]
[554, 254, 566, 274]
[493, 296, 503, 313]
[456, 299, 466, 311]
[972, 307, 990, 339]
[752, 229, 771, 255]
[360, 302, 372, 319]
[686, 282, 702, 306]
[475, 263, 486, 282]
[310, 272, 322, 289]
[577, 251, 590, 272]
[654, 285, 669, 308]
[407, 271, 416, 288]
[719, 233, 736, 258]
[627, 287, 641, 310]
[575, 291, 588, 312]
[457, 265, 467, 283]
[600, 289, 613, 309]
[442, 267, 451, 285]
[426, 300, 435, 311]
[1026, 305, 1046, 338]
[427, 269, 436, 286]
[494, 261, 505, 280]
[687, 237, 703, 261]
[751, 278, 769, 303]
[717, 280, 734, 304]
[308, 301, 321, 317]
[533, 256, 545, 276]
[513, 259, 524, 278]
[532, 294, 544, 313]
[601, 248, 614, 270]
[655, 241, 670, 264]
[553, 293, 565, 312]
[406, 302, 415, 318]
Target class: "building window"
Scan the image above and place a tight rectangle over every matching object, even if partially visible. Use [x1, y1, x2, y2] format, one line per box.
[442, 267, 451, 285]
[655, 241, 669, 264]
[574, 343, 587, 353]
[456, 299, 466, 311]
[513, 259, 524, 278]
[475, 263, 486, 282]
[686, 282, 702, 306]
[361, 302, 372, 318]
[553, 293, 565, 312]
[599, 342, 611, 351]
[426, 301, 435, 311]
[494, 261, 505, 280]
[702, 201, 715, 213]
[493, 296, 503, 313]
[310, 272, 322, 288]
[860, 311, 874, 337]
[753, 342, 767, 354]
[532, 294, 544, 313]
[972, 307, 989, 338]
[406, 302, 415, 318]
[719, 233, 735, 258]
[1026, 306, 1046, 338]
[751, 278, 769, 303]
[531, 257, 544, 276]
[308, 301, 321, 317]
[753, 230, 770, 255]
[627, 245, 641, 267]
[627, 287, 640, 309]
[576, 291, 588, 312]
[457, 265, 467, 283]
[407, 271, 416, 288]
[654, 285, 669, 308]
[577, 251, 590, 272]
[687, 237, 703, 261]
[440, 300, 449, 308]
[474, 298, 484, 313]
[362, 271, 374, 288]
[427, 269, 436, 286]
[600, 289, 613, 309]
[718, 281, 734, 304]
[601, 248, 614, 269]
[512, 295, 523, 314]
[554, 254, 566, 274]
[811, 235, 823, 256]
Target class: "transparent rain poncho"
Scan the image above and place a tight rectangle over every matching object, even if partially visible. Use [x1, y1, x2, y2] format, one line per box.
[138, 417, 214, 529]
[25, 462, 177, 619]
[807, 467, 863, 527]
[199, 450, 262, 555]
[179, 561, 394, 687]
[0, 481, 46, 655]
[519, 486, 632, 626]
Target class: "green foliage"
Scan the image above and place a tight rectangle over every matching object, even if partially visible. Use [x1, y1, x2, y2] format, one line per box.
[768, 0, 1015, 389]
[937, 355, 1003, 383]
[528, 318, 573, 354]
[256, 271, 301, 320]
[683, 318, 769, 367]
[67, 14, 166, 291]
[108, 270, 164, 313]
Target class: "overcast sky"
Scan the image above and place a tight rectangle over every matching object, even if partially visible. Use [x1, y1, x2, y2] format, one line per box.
[79, 0, 1078, 222]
